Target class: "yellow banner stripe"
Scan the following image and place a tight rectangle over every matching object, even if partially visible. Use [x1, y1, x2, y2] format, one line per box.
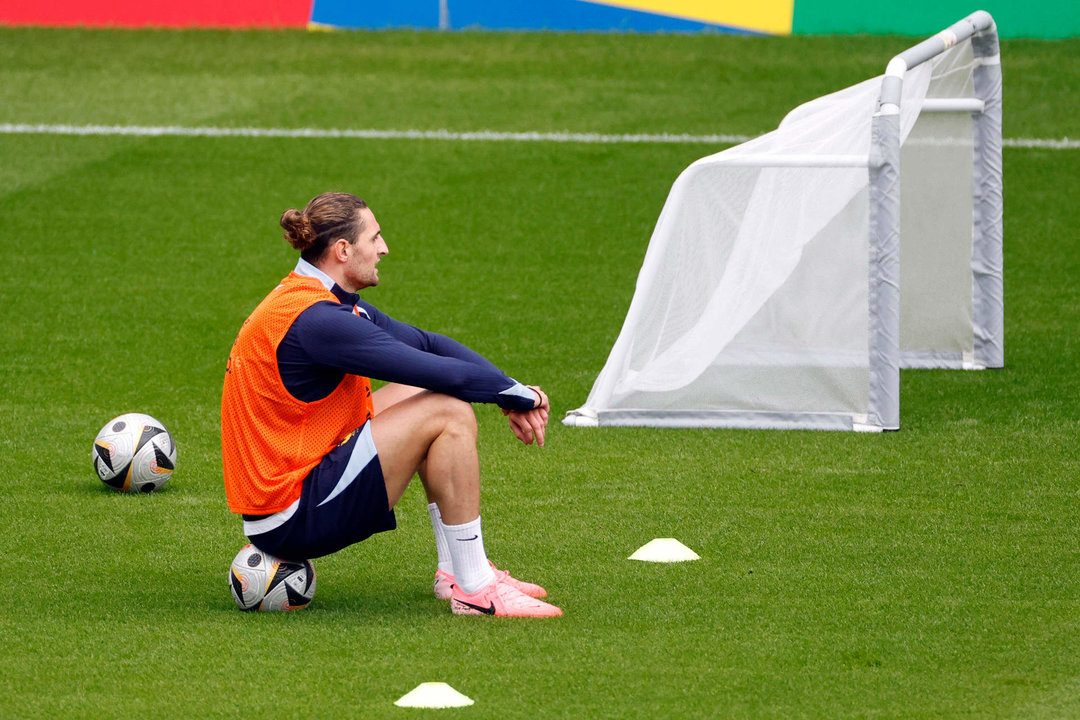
[586, 0, 793, 35]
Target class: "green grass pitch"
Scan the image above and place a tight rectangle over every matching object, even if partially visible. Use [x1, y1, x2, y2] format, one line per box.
[1, 26, 1079, 719]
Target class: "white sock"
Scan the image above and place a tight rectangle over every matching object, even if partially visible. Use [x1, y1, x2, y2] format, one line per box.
[440, 515, 496, 594]
[428, 502, 454, 575]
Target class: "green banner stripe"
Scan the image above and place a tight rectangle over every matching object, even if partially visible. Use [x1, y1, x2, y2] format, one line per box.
[792, 0, 1079, 38]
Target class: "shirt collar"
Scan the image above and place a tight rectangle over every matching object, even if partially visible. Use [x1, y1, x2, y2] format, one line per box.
[293, 258, 360, 305]
[294, 257, 336, 291]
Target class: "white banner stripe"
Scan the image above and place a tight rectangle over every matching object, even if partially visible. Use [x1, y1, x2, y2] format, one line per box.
[0, 123, 1074, 149]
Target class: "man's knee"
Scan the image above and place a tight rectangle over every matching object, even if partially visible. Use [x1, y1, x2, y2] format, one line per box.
[432, 394, 477, 437]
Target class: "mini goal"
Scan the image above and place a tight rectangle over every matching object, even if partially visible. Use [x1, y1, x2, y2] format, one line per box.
[565, 10, 1003, 432]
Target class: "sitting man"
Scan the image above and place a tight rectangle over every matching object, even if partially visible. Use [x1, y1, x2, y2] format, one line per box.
[221, 191, 560, 618]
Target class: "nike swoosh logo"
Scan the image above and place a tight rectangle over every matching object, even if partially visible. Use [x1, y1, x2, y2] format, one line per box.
[456, 599, 496, 615]
[455, 535, 479, 542]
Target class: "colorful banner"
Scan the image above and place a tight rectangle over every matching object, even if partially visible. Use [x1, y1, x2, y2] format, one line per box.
[308, 0, 1076, 37]
[1, 0, 1075, 37]
[310, 0, 772, 35]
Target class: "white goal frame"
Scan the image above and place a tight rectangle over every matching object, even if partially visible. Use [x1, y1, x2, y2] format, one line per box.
[565, 10, 1003, 432]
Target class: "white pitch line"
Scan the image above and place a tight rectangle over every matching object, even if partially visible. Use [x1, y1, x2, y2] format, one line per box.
[0, 123, 1075, 149]
[0, 123, 751, 145]
[1000, 137, 1080, 150]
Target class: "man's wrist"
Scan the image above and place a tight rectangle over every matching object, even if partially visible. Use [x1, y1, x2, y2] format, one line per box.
[500, 380, 538, 410]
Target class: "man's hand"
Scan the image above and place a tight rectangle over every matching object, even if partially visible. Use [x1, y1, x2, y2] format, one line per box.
[502, 385, 549, 446]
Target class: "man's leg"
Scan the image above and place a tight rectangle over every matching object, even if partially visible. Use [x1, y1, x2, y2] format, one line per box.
[373, 384, 454, 586]
[373, 383, 442, 513]
[369, 389, 560, 617]
[370, 389, 479, 523]
[371, 390, 500, 597]
[373, 384, 546, 592]
[372, 382, 426, 416]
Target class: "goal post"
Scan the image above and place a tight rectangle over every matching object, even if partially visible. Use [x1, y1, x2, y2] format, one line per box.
[565, 10, 1003, 432]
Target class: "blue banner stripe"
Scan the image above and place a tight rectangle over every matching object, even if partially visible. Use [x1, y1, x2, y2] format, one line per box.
[310, 0, 763, 34]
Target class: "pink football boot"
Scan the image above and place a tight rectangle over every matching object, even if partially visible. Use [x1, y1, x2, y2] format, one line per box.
[433, 560, 547, 599]
[450, 578, 562, 618]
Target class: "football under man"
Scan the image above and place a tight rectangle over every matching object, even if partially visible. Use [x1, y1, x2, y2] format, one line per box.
[221, 191, 561, 617]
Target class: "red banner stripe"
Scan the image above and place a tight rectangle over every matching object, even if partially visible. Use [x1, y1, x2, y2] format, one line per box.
[0, 0, 313, 29]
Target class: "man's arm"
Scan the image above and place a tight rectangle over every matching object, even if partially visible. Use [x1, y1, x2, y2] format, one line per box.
[356, 299, 504, 374]
[289, 302, 538, 412]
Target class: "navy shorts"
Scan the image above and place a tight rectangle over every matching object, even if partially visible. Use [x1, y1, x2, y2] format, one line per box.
[242, 421, 396, 561]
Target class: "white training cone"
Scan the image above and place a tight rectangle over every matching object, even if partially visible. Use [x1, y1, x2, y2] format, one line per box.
[629, 538, 701, 563]
[394, 682, 475, 709]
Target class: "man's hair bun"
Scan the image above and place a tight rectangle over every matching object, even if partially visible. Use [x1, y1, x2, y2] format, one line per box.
[280, 208, 316, 251]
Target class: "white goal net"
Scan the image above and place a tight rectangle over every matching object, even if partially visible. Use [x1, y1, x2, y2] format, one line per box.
[566, 11, 1003, 432]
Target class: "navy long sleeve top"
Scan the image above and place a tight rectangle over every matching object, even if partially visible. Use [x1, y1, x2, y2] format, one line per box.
[276, 260, 537, 412]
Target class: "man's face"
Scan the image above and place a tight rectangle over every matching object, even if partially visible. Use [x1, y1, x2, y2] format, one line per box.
[344, 207, 388, 291]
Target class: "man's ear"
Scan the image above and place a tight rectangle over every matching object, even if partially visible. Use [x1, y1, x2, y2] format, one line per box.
[332, 238, 349, 263]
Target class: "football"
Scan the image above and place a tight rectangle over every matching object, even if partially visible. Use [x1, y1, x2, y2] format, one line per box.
[92, 413, 177, 493]
[228, 544, 316, 612]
